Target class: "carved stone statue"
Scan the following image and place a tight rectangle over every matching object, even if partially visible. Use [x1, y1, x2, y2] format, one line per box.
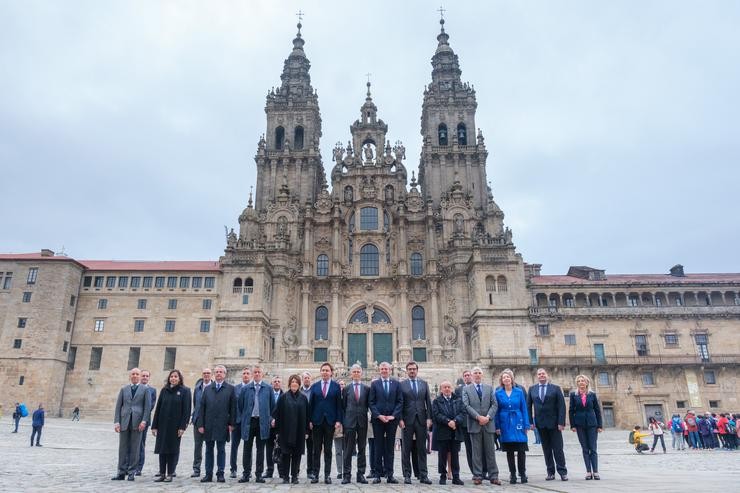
[384, 185, 394, 204]
[443, 315, 458, 346]
[454, 214, 465, 234]
[227, 228, 237, 247]
[363, 143, 374, 162]
[277, 216, 288, 237]
[282, 317, 298, 346]
[504, 226, 513, 244]
[344, 186, 354, 205]
[393, 142, 406, 161]
[333, 144, 344, 163]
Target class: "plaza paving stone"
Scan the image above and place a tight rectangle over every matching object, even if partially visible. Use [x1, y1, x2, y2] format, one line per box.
[0, 417, 736, 492]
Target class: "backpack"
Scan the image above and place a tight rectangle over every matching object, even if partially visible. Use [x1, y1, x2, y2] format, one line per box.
[726, 421, 737, 434]
[628, 431, 636, 444]
[671, 418, 683, 433]
[19, 403, 28, 417]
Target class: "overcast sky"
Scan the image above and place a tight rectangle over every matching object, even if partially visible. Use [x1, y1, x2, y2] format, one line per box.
[2, 0, 739, 275]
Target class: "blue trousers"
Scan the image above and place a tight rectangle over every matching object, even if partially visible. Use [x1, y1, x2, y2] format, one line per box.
[575, 427, 598, 473]
[205, 440, 226, 477]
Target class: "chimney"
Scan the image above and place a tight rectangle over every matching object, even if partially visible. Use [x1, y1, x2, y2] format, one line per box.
[669, 264, 685, 277]
[40, 249, 55, 257]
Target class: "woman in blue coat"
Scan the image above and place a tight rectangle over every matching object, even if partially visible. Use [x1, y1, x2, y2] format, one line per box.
[494, 369, 530, 484]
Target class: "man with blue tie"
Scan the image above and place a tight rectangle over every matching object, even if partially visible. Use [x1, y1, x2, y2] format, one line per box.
[265, 375, 283, 479]
[237, 365, 273, 483]
[399, 361, 433, 484]
[229, 368, 251, 478]
[369, 361, 403, 484]
[196, 365, 236, 483]
[341, 364, 370, 484]
[526, 368, 568, 481]
[308, 362, 343, 484]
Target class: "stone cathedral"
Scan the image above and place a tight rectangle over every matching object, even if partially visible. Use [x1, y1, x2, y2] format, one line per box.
[1, 19, 738, 428]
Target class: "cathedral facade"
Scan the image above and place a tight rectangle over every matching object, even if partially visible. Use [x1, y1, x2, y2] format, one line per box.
[1, 20, 738, 428]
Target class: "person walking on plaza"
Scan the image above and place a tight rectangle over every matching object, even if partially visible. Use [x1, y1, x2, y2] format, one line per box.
[462, 366, 500, 485]
[341, 364, 370, 484]
[526, 368, 568, 481]
[12, 402, 22, 433]
[237, 365, 272, 483]
[670, 414, 686, 450]
[112, 368, 152, 481]
[272, 374, 310, 484]
[190, 368, 212, 477]
[432, 381, 465, 485]
[229, 367, 251, 478]
[151, 369, 191, 482]
[569, 374, 602, 480]
[196, 365, 236, 483]
[648, 416, 666, 453]
[369, 361, 403, 484]
[30, 404, 44, 447]
[265, 375, 283, 479]
[71, 406, 80, 421]
[137, 369, 157, 476]
[399, 361, 433, 485]
[495, 369, 529, 484]
[308, 362, 343, 484]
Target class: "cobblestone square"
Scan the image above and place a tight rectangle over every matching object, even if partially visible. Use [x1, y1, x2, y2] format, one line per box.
[1, 418, 736, 492]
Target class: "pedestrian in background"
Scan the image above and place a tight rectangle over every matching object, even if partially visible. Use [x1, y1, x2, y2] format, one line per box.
[12, 402, 22, 433]
[72, 406, 81, 421]
[30, 404, 44, 447]
[648, 416, 666, 453]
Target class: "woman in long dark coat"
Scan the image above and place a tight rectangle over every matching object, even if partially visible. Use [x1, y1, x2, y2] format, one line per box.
[151, 369, 192, 482]
[271, 374, 309, 484]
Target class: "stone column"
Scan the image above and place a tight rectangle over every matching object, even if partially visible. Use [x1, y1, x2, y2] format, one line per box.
[329, 279, 342, 363]
[429, 279, 442, 361]
[397, 279, 411, 362]
[298, 280, 311, 362]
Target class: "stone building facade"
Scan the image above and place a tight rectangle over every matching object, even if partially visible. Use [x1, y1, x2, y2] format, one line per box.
[1, 20, 738, 428]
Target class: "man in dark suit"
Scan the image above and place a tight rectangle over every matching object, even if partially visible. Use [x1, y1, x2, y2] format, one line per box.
[265, 375, 283, 479]
[190, 368, 212, 478]
[454, 370, 476, 474]
[308, 362, 343, 484]
[399, 361, 433, 484]
[230, 367, 251, 478]
[368, 361, 403, 484]
[527, 368, 568, 481]
[136, 369, 157, 476]
[341, 364, 370, 484]
[237, 365, 273, 483]
[196, 365, 236, 483]
[300, 371, 314, 478]
[112, 368, 152, 481]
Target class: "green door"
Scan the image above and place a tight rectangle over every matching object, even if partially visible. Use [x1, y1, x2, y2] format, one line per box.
[373, 333, 393, 365]
[348, 333, 367, 368]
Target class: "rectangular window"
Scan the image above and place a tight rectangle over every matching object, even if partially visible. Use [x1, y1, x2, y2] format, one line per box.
[537, 324, 550, 336]
[2, 273, 12, 290]
[94, 276, 104, 288]
[628, 296, 639, 307]
[18, 318, 27, 328]
[664, 333, 678, 346]
[202, 299, 212, 310]
[62, 341, 68, 352]
[27, 267, 38, 284]
[66, 321, 72, 332]
[563, 298, 574, 307]
[200, 320, 211, 332]
[163, 347, 177, 370]
[118, 276, 128, 288]
[137, 299, 147, 309]
[70, 295, 76, 307]
[94, 319, 105, 332]
[179, 276, 190, 288]
[105, 276, 116, 288]
[68, 346, 77, 370]
[97, 298, 108, 309]
[548, 298, 557, 308]
[529, 348, 538, 364]
[168, 299, 178, 309]
[13, 339, 22, 349]
[695, 334, 710, 360]
[413, 347, 427, 362]
[204, 277, 215, 289]
[676, 400, 686, 409]
[239, 348, 246, 357]
[89, 347, 103, 370]
[635, 334, 648, 356]
[642, 372, 655, 386]
[192, 277, 202, 288]
[165, 320, 176, 332]
[142, 276, 153, 288]
[22, 292, 32, 303]
[598, 371, 610, 386]
[155, 276, 165, 288]
[703, 370, 716, 384]
[167, 276, 177, 288]
[242, 294, 249, 305]
[134, 319, 145, 332]
[593, 343, 606, 363]
[83, 276, 92, 287]
[130, 276, 141, 288]
[360, 207, 378, 230]
[655, 297, 663, 307]
[564, 334, 576, 345]
[313, 347, 328, 363]
[127, 347, 141, 370]
[19, 375, 25, 385]
[709, 400, 720, 408]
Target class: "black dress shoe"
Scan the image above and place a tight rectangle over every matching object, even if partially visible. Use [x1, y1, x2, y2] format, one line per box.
[200, 476, 212, 483]
[264, 470, 273, 478]
[510, 475, 517, 484]
[230, 471, 237, 478]
[154, 476, 166, 482]
[342, 478, 351, 484]
[311, 477, 319, 484]
[111, 474, 125, 481]
[256, 477, 266, 483]
[357, 475, 368, 484]
[452, 477, 464, 485]
[163, 476, 173, 483]
[135, 472, 141, 476]
[404, 477, 412, 484]
[292, 478, 300, 484]
[520, 476, 528, 484]
[337, 473, 342, 479]
[387, 477, 399, 484]
[190, 471, 200, 478]
[372, 478, 382, 484]
[325, 477, 332, 484]
[546, 474, 555, 481]
[439, 477, 447, 485]
[283, 478, 290, 484]
[127, 474, 135, 481]
[420, 477, 432, 484]
[561, 475, 569, 481]
[238, 475, 250, 483]
[216, 474, 225, 483]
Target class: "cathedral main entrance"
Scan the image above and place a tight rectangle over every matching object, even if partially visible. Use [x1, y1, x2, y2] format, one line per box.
[345, 306, 394, 368]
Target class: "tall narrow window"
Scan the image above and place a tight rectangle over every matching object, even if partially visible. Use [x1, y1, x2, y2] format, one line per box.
[412, 306, 426, 340]
[27, 267, 38, 285]
[438, 123, 448, 146]
[497, 275, 508, 293]
[163, 347, 177, 370]
[695, 334, 710, 361]
[89, 347, 103, 370]
[67, 346, 77, 370]
[134, 319, 145, 332]
[635, 335, 649, 356]
[410, 253, 423, 276]
[127, 347, 141, 370]
[315, 306, 329, 340]
[294, 126, 304, 150]
[360, 207, 378, 230]
[275, 126, 285, 150]
[457, 123, 467, 145]
[360, 244, 379, 276]
[317, 254, 329, 276]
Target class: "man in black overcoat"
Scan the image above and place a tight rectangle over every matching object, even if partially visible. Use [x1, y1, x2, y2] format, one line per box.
[526, 368, 568, 481]
[196, 365, 236, 483]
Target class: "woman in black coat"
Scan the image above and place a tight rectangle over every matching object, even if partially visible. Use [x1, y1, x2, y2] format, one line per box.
[431, 381, 465, 485]
[568, 374, 602, 480]
[151, 369, 192, 482]
[271, 374, 309, 484]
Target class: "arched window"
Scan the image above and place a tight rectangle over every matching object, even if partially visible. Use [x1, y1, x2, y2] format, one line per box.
[371, 308, 391, 324]
[438, 123, 448, 146]
[314, 306, 329, 340]
[457, 123, 467, 145]
[244, 277, 254, 287]
[233, 278, 243, 288]
[275, 126, 285, 150]
[316, 254, 329, 276]
[294, 126, 304, 150]
[360, 207, 378, 230]
[412, 306, 426, 340]
[360, 244, 379, 276]
[410, 253, 423, 276]
[485, 276, 496, 292]
[350, 307, 368, 324]
[497, 275, 508, 293]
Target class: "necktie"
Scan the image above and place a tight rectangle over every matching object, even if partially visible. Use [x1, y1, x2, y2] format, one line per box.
[274, 392, 279, 404]
[384, 380, 389, 395]
[322, 381, 328, 398]
[216, 383, 221, 391]
[131, 384, 137, 398]
[412, 380, 418, 395]
[539, 384, 545, 402]
[252, 384, 261, 417]
[476, 384, 482, 399]
[354, 383, 360, 402]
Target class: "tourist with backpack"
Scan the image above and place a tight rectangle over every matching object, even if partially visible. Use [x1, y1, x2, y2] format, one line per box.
[629, 426, 650, 453]
[647, 417, 666, 453]
[716, 413, 729, 449]
[684, 411, 699, 449]
[670, 414, 685, 450]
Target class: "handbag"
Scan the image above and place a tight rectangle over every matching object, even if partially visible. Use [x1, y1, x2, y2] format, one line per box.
[272, 436, 282, 463]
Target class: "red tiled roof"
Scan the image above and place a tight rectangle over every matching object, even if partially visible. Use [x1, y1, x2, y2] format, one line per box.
[530, 273, 740, 287]
[0, 253, 220, 272]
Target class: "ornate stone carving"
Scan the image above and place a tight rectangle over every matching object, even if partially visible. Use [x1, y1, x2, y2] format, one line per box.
[282, 316, 298, 346]
[361, 176, 377, 199]
[443, 315, 458, 347]
[315, 188, 333, 214]
[315, 236, 331, 253]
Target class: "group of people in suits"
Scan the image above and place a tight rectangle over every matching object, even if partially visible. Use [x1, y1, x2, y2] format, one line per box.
[111, 363, 604, 484]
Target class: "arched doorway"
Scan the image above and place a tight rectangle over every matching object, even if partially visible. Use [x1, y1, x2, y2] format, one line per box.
[346, 306, 392, 368]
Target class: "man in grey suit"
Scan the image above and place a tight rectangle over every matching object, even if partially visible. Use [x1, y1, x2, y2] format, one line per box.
[462, 367, 500, 485]
[230, 367, 251, 478]
[136, 369, 158, 476]
[112, 367, 152, 481]
[399, 361, 433, 484]
[341, 364, 370, 484]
